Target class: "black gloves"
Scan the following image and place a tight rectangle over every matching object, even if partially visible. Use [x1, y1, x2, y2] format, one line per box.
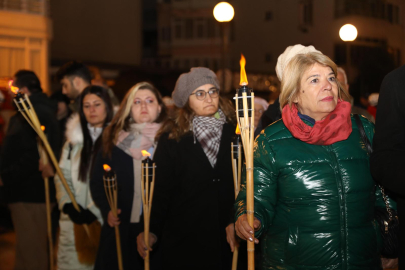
[63, 203, 97, 225]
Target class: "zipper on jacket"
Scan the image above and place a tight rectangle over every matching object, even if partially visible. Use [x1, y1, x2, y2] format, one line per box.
[325, 145, 347, 270]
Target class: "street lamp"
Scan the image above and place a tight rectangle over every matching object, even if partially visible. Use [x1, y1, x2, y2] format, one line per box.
[213, 2, 234, 22]
[339, 24, 358, 41]
[339, 24, 358, 79]
[213, 2, 234, 91]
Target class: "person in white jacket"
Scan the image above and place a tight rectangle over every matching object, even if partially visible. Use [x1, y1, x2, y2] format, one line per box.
[54, 85, 113, 270]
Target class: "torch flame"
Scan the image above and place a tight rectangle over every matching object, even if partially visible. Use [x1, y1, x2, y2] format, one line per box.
[8, 80, 19, 94]
[141, 150, 151, 157]
[41, 125, 45, 131]
[103, 164, 111, 171]
[239, 54, 248, 86]
[235, 124, 241, 135]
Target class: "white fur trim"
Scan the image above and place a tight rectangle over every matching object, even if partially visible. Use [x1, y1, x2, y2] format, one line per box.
[65, 113, 83, 145]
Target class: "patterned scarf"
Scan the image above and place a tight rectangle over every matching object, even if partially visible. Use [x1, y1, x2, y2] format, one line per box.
[116, 122, 161, 223]
[282, 100, 352, 145]
[193, 109, 226, 167]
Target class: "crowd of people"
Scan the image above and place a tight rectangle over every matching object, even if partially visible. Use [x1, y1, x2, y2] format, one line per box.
[0, 43, 403, 270]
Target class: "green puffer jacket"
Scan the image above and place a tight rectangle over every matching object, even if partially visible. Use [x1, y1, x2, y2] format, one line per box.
[235, 115, 396, 270]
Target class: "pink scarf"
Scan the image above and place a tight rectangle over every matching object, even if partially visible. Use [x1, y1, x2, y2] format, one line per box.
[116, 123, 161, 160]
[282, 101, 352, 145]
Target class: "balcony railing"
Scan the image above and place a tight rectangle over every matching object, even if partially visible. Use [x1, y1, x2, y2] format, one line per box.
[0, 0, 49, 16]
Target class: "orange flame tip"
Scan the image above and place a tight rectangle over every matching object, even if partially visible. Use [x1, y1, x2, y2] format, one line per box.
[141, 150, 151, 157]
[103, 164, 111, 171]
[41, 126, 45, 131]
[235, 125, 241, 135]
[239, 54, 248, 86]
[8, 80, 19, 94]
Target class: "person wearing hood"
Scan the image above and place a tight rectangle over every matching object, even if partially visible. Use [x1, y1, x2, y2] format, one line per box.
[0, 70, 60, 270]
[54, 85, 113, 270]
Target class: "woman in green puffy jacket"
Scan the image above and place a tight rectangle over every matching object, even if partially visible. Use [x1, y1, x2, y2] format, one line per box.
[235, 45, 397, 270]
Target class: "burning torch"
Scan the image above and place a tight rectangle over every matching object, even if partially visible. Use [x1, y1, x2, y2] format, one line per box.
[9, 81, 90, 237]
[234, 55, 255, 270]
[141, 150, 156, 270]
[103, 164, 123, 270]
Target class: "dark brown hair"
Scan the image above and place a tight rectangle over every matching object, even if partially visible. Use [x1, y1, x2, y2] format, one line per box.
[78, 85, 113, 181]
[156, 96, 236, 141]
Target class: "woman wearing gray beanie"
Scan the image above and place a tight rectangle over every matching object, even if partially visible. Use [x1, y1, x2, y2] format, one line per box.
[136, 67, 238, 270]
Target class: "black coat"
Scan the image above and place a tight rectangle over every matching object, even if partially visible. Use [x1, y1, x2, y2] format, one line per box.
[370, 64, 405, 268]
[254, 97, 281, 137]
[91, 146, 144, 270]
[0, 92, 60, 203]
[150, 123, 235, 270]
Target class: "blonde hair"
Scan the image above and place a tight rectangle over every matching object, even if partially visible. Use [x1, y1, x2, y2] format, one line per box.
[279, 52, 350, 110]
[103, 82, 166, 156]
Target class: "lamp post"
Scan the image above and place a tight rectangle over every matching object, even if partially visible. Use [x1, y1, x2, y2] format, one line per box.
[213, 2, 234, 92]
[339, 24, 358, 79]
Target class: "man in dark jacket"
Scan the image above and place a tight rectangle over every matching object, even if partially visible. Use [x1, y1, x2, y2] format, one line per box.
[56, 61, 93, 112]
[0, 70, 60, 270]
[56, 61, 119, 112]
[370, 64, 405, 269]
[254, 97, 281, 137]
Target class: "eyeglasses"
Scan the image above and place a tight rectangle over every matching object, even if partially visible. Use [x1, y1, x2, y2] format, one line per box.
[190, 89, 219, 100]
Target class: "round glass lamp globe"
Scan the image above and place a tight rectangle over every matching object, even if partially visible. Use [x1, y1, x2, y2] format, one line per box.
[339, 24, 358, 41]
[213, 2, 234, 22]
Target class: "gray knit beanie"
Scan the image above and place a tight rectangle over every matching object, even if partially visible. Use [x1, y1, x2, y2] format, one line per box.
[172, 67, 220, 108]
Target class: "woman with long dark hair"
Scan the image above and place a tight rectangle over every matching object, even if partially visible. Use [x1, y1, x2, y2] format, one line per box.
[137, 67, 237, 270]
[54, 85, 113, 270]
[90, 82, 167, 270]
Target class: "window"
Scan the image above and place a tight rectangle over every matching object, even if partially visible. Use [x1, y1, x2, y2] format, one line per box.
[387, 4, 393, 23]
[335, 0, 400, 24]
[213, 59, 219, 71]
[161, 27, 171, 42]
[265, 11, 273, 21]
[195, 18, 205, 39]
[207, 18, 216, 38]
[265, 53, 272, 63]
[175, 23, 182, 39]
[197, 24, 204, 38]
[393, 6, 399, 24]
[299, 0, 313, 25]
[185, 19, 194, 39]
[184, 59, 190, 69]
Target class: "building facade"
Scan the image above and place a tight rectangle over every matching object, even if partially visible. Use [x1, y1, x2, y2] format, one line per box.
[0, 0, 52, 92]
[155, 0, 405, 93]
